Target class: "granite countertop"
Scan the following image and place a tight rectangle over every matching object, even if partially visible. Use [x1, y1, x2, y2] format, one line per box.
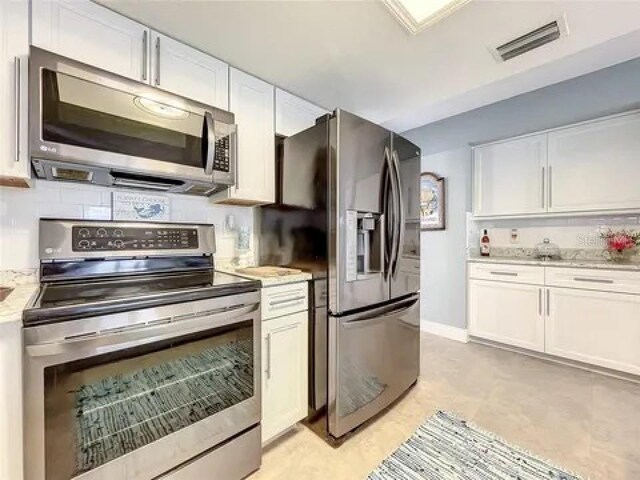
[468, 256, 640, 272]
[0, 284, 39, 325]
[216, 267, 312, 287]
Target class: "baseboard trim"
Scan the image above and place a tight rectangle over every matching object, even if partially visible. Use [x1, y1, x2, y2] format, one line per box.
[420, 320, 469, 343]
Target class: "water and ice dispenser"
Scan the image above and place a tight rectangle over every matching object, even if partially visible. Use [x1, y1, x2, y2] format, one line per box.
[345, 210, 383, 282]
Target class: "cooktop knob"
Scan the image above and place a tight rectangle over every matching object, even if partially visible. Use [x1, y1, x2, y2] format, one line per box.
[114, 240, 124, 248]
[97, 228, 108, 238]
[78, 239, 90, 248]
[78, 228, 90, 238]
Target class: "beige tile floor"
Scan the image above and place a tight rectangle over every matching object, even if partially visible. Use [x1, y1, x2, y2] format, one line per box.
[250, 332, 640, 480]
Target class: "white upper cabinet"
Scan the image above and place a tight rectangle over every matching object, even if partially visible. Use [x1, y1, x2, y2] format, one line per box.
[213, 68, 275, 205]
[0, 0, 30, 187]
[473, 111, 640, 218]
[275, 88, 328, 137]
[150, 32, 228, 109]
[473, 134, 547, 217]
[32, 0, 149, 81]
[547, 112, 640, 214]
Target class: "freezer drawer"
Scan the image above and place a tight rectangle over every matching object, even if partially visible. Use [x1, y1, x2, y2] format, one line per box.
[328, 294, 419, 438]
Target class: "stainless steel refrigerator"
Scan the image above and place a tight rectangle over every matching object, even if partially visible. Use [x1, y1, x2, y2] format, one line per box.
[260, 109, 421, 441]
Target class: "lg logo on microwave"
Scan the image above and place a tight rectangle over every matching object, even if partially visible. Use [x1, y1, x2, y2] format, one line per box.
[39, 145, 57, 153]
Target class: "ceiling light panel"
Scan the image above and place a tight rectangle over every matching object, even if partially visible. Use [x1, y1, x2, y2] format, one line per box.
[383, 0, 471, 35]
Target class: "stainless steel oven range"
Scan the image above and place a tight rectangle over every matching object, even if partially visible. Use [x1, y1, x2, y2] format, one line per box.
[23, 219, 262, 480]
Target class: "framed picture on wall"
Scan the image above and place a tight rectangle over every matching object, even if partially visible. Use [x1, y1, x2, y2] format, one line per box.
[420, 172, 445, 230]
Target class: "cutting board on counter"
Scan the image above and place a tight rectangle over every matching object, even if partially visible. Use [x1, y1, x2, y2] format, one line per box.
[235, 266, 303, 277]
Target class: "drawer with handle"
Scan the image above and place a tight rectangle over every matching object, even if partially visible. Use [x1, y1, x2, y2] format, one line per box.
[468, 262, 544, 285]
[546, 267, 640, 294]
[261, 282, 309, 320]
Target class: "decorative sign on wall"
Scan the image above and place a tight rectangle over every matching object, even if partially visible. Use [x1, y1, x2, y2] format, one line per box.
[112, 191, 171, 222]
[420, 172, 445, 230]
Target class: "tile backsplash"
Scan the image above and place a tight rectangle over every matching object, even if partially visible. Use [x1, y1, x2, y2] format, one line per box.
[0, 181, 256, 271]
[469, 214, 640, 257]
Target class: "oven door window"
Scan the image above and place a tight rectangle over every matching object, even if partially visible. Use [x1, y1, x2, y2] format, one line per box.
[43, 321, 254, 480]
[41, 69, 205, 169]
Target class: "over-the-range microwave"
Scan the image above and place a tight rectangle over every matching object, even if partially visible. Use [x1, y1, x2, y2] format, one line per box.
[29, 47, 237, 196]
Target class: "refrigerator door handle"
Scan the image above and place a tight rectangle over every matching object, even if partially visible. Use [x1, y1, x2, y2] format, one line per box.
[385, 147, 399, 282]
[390, 150, 404, 278]
[381, 147, 396, 282]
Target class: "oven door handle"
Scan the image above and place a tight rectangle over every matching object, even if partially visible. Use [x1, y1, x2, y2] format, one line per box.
[25, 301, 259, 358]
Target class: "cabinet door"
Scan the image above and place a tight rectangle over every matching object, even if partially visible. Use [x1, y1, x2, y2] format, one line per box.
[32, 0, 149, 81]
[262, 311, 308, 443]
[0, 0, 29, 187]
[547, 113, 640, 213]
[468, 280, 544, 352]
[275, 88, 328, 137]
[546, 288, 640, 375]
[215, 68, 274, 205]
[473, 135, 547, 217]
[150, 32, 228, 109]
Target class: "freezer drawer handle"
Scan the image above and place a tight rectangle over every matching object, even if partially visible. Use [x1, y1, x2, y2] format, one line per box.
[342, 297, 419, 329]
[573, 277, 614, 284]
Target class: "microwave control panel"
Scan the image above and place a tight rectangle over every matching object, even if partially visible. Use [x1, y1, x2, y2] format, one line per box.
[213, 135, 230, 172]
[72, 226, 199, 251]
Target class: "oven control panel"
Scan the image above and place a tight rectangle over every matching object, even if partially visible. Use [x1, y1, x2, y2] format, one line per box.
[72, 226, 199, 251]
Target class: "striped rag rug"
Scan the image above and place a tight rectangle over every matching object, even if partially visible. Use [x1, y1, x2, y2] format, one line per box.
[367, 410, 583, 480]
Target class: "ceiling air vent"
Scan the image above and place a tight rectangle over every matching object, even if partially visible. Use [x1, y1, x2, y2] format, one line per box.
[493, 18, 567, 62]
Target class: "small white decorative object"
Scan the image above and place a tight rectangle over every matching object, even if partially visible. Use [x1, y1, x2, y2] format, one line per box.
[112, 191, 170, 222]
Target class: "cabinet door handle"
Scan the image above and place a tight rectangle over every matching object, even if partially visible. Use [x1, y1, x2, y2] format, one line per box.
[546, 289, 550, 316]
[538, 288, 542, 316]
[269, 295, 306, 306]
[489, 271, 518, 277]
[548, 165, 553, 208]
[234, 126, 239, 190]
[265, 332, 271, 380]
[573, 277, 614, 284]
[541, 166, 545, 208]
[14, 57, 20, 162]
[142, 31, 148, 81]
[155, 37, 161, 86]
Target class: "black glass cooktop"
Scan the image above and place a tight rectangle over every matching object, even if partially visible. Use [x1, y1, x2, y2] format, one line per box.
[24, 270, 259, 325]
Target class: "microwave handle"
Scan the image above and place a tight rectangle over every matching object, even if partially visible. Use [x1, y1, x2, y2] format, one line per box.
[203, 111, 216, 176]
[112, 177, 173, 191]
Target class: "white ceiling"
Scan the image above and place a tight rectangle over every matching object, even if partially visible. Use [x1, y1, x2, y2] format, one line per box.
[100, 0, 640, 132]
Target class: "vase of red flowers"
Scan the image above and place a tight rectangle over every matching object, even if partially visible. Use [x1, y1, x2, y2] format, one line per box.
[601, 229, 640, 263]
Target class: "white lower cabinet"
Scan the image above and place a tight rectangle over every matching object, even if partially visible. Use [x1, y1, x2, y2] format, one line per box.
[469, 279, 545, 352]
[469, 264, 640, 376]
[545, 287, 640, 376]
[0, 321, 23, 480]
[262, 310, 308, 444]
